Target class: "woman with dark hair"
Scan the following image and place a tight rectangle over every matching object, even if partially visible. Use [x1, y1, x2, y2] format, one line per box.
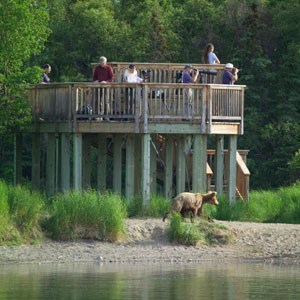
[41, 64, 51, 83]
[203, 43, 220, 65]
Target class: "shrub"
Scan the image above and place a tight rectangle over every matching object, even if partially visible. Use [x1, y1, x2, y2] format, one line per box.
[126, 195, 170, 218]
[7, 184, 44, 240]
[168, 213, 201, 246]
[47, 190, 127, 241]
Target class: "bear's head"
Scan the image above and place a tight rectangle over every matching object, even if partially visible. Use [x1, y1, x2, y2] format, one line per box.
[202, 191, 219, 206]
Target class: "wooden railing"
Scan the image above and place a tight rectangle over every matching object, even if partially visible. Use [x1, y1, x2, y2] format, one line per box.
[207, 149, 250, 200]
[29, 82, 245, 133]
[92, 62, 226, 84]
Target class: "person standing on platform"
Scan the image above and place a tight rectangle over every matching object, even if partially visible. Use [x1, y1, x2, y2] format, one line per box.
[182, 64, 199, 119]
[41, 64, 51, 83]
[92, 56, 114, 118]
[222, 63, 238, 85]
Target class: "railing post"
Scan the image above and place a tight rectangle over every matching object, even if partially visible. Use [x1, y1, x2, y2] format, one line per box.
[135, 85, 142, 133]
[142, 84, 148, 133]
[201, 86, 207, 133]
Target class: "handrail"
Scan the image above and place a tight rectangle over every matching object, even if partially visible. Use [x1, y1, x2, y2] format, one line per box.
[28, 82, 245, 133]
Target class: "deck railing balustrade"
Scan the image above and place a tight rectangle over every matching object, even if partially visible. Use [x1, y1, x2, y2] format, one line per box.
[29, 82, 245, 134]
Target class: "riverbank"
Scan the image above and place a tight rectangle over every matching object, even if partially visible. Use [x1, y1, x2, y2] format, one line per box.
[0, 219, 299, 264]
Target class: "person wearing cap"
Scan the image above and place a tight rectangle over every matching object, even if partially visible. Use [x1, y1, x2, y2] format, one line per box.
[182, 64, 199, 84]
[222, 63, 238, 85]
[124, 64, 143, 83]
[41, 64, 51, 83]
[93, 56, 114, 83]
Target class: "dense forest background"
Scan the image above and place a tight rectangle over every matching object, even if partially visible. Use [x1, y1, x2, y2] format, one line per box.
[0, 0, 300, 190]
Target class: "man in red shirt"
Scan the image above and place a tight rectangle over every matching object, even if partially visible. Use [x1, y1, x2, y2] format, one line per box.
[93, 56, 114, 83]
[92, 56, 114, 118]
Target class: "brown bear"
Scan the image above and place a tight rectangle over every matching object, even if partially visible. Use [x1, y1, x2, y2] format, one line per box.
[162, 191, 219, 222]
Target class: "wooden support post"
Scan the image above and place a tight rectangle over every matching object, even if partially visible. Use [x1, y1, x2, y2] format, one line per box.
[47, 133, 56, 195]
[73, 133, 82, 190]
[60, 133, 70, 192]
[228, 135, 237, 204]
[150, 137, 157, 195]
[113, 134, 122, 194]
[82, 135, 92, 189]
[193, 134, 207, 192]
[176, 136, 185, 194]
[141, 133, 151, 207]
[164, 135, 173, 200]
[32, 133, 40, 190]
[56, 135, 61, 192]
[125, 134, 135, 200]
[97, 134, 107, 191]
[215, 135, 224, 195]
[134, 135, 141, 196]
[14, 133, 22, 185]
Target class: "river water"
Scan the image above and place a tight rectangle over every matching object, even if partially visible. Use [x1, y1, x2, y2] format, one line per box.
[0, 262, 299, 300]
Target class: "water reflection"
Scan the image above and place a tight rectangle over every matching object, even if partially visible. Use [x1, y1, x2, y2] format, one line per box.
[0, 263, 299, 300]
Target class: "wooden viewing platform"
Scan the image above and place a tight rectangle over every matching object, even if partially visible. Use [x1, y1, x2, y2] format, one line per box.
[14, 63, 250, 205]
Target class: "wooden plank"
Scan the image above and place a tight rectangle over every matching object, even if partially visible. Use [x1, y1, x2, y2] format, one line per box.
[215, 135, 224, 195]
[113, 134, 122, 194]
[125, 134, 135, 200]
[60, 133, 70, 192]
[176, 136, 185, 194]
[141, 133, 151, 207]
[228, 135, 237, 204]
[82, 134, 91, 189]
[73, 133, 82, 190]
[97, 134, 107, 191]
[164, 135, 173, 199]
[150, 137, 157, 195]
[47, 133, 56, 195]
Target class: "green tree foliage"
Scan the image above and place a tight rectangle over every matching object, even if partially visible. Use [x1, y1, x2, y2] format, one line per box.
[1, 0, 300, 189]
[0, 0, 50, 134]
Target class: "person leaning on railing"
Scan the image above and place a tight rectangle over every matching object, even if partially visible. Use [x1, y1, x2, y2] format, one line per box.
[92, 56, 114, 118]
[182, 64, 199, 119]
[41, 64, 51, 83]
[123, 64, 143, 117]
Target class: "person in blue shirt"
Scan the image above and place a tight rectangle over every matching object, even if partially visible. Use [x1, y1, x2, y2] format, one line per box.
[222, 63, 238, 85]
[182, 65, 199, 119]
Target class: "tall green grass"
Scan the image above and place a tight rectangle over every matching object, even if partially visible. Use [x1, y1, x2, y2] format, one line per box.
[46, 190, 127, 241]
[126, 194, 170, 218]
[0, 180, 43, 245]
[206, 183, 300, 224]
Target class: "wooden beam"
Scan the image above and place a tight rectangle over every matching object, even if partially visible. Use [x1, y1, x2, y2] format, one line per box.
[193, 134, 207, 192]
[73, 133, 82, 190]
[176, 136, 185, 194]
[228, 135, 237, 204]
[125, 134, 135, 200]
[60, 133, 71, 192]
[164, 135, 173, 199]
[150, 137, 157, 195]
[113, 134, 122, 194]
[47, 133, 56, 195]
[215, 135, 224, 195]
[82, 135, 92, 189]
[97, 134, 107, 191]
[141, 133, 151, 207]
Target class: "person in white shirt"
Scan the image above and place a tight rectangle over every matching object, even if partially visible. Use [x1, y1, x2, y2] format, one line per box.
[123, 64, 143, 118]
[203, 43, 220, 65]
[124, 64, 143, 83]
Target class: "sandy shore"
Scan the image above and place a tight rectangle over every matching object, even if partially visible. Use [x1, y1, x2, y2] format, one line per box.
[0, 219, 299, 265]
